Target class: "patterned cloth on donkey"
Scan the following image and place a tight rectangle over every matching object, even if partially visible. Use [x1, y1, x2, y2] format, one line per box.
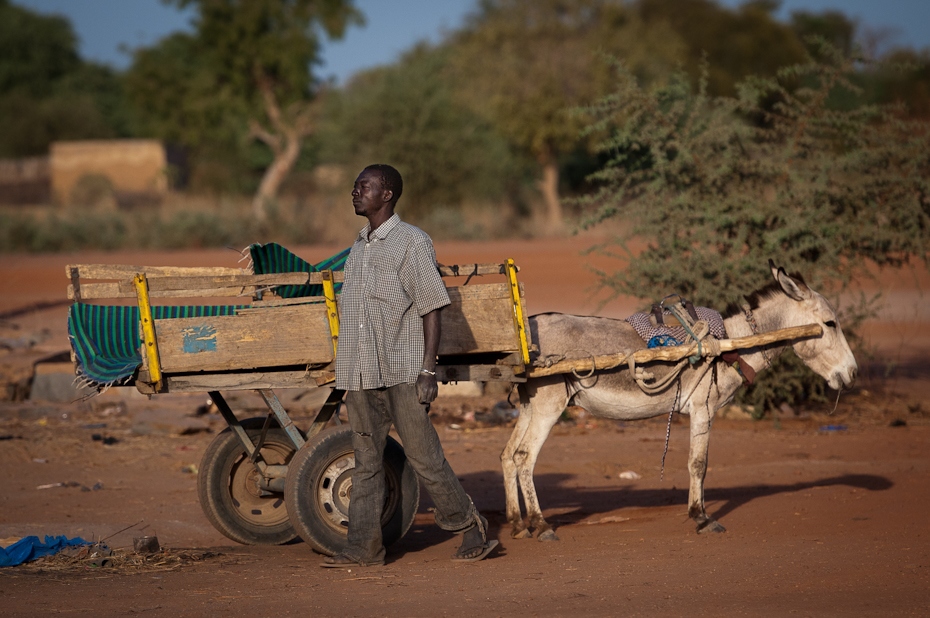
[68, 244, 350, 390]
[626, 303, 728, 348]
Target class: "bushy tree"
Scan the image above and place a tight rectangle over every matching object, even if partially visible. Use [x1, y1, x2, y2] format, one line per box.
[636, 0, 809, 96]
[0, 0, 130, 157]
[316, 44, 521, 219]
[136, 0, 362, 215]
[448, 0, 683, 232]
[576, 48, 930, 413]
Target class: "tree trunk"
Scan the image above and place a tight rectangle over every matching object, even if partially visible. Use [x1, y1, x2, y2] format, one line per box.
[251, 130, 301, 221]
[537, 154, 562, 234]
[250, 76, 316, 222]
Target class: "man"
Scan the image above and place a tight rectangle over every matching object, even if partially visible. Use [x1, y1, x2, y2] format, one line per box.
[321, 164, 498, 568]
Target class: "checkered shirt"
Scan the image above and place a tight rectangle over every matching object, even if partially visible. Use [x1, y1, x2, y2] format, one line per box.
[335, 214, 450, 391]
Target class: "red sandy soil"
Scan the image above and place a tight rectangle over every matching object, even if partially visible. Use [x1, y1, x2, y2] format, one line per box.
[1, 238, 928, 616]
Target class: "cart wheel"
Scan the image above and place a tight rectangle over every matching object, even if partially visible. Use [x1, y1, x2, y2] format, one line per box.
[198, 418, 300, 545]
[284, 425, 419, 556]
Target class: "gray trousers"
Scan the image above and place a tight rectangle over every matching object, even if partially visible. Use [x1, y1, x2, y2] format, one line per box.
[343, 384, 475, 563]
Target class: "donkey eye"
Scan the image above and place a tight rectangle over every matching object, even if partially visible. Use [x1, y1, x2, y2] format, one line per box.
[824, 320, 837, 329]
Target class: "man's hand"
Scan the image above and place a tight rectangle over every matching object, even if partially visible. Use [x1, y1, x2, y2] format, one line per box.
[416, 372, 438, 404]
[418, 308, 442, 405]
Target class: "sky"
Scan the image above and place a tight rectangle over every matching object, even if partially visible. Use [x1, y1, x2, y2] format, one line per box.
[13, 0, 930, 84]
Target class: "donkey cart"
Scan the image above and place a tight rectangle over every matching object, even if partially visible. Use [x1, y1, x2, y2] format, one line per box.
[66, 247, 824, 555]
[66, 246, 533, 556]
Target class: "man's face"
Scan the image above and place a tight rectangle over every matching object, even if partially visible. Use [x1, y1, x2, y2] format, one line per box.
[352, 169, 390, 218]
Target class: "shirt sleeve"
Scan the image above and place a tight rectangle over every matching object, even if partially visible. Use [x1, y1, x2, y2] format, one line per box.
[402, 235, 450, 317]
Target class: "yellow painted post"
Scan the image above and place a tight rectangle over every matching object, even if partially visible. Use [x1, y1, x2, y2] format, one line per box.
[321, 270, 340, 358]
[133, 273, 162, 385]
[506, 258, 531, 367]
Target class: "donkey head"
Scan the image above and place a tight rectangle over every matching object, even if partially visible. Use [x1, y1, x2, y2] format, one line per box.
[770, 261, 858, 390]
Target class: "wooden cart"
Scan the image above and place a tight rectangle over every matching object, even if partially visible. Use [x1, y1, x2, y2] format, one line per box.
[66, 254, 821, 556]
[66, 256, 532, 556]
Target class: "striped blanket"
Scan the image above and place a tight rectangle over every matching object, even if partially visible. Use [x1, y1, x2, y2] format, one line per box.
[69, 243, 349, 390]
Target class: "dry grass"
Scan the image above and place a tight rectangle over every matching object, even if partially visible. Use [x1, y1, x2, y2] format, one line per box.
[7, 543, 223, 576]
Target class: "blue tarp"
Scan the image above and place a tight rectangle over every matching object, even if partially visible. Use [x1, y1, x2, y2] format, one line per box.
[0, 535, 90, 567]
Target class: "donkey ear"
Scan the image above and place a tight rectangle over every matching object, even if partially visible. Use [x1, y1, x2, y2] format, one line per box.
[770, 260, 810, 301]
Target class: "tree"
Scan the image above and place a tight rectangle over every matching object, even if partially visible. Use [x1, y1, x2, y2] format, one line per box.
[636, 0, 809, 96]
[576, 49, 930, 412]
[0, 0, 129, 157]
[448, 0, 683, 233]
[160, 0, 362, 218]
[316, 43, 520, 221]
[789, 9, 857, 59]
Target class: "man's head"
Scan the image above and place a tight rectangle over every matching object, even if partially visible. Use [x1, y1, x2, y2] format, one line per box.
[352, 164, 403, 222]
[363, 164, 403, 205]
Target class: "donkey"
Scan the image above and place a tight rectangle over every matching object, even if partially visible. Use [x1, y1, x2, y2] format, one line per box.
[502, 262, 858, 539]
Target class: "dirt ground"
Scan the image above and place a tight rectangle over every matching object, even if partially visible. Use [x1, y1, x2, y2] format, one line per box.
[1, 238, 928, 616]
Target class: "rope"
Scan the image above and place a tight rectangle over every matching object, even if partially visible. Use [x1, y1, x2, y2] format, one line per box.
[626, 317, 712, 395]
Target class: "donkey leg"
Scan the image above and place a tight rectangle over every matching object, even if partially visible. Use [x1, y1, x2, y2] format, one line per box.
[687, 405, 726, 534]
[502, 390, 533, 539]
[513, 379, 569, 542]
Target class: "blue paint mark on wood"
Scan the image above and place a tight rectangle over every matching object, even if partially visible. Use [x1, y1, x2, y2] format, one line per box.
[182, 324, 217, 353]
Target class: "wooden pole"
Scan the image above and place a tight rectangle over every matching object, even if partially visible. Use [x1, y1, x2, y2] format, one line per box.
[525, 323, 823, 378]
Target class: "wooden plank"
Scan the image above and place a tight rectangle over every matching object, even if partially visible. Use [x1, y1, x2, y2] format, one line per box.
[436, 364, 525, 383]
[438, 263, 510, 278]
[68, 272, 346, 300]
[440, 283, 524, 355]
[249, 296, 328, 308]
[69, 282, 262, 301]
[154, 304, 335, 373]
[527, 324, 824, 378]
[68, 264, 247, 279]
[138, 370, 335, 393]
[145, 273, 314, 292]
[70, 260, 509, 282]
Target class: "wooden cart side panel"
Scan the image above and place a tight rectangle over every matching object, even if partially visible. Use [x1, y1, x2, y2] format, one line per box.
[154, 304, 334, 373]
[68, 272, 345, 301]
[439, 283, 527, 356]
[67, 264, 247, 279]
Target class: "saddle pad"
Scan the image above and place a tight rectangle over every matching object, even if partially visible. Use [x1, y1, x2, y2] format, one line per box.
[626, 306, 728, 348]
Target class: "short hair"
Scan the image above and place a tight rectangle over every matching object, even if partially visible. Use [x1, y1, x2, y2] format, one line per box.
[363, 164, 403, 204]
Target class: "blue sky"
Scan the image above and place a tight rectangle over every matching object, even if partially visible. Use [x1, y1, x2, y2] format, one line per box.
[13, 0, 930, 84]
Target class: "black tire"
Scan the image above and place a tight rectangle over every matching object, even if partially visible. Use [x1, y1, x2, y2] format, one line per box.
[284, 425, 419, 556]
[198, 418, 300, 545]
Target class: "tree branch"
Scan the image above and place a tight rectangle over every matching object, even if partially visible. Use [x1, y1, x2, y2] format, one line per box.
[249, 119, 282, 153]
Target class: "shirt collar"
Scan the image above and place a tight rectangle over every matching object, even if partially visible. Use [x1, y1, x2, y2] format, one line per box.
[357, 213, 401, 243]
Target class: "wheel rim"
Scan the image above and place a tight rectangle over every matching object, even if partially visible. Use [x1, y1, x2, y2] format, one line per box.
[313, 448, 403, 535]
[227, 440, 292, 528]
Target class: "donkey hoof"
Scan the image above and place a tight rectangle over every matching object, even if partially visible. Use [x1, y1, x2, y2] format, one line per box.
[511, 528, 532, 540]
[537, 529, 560, 542]
[696, 519, 726, 534]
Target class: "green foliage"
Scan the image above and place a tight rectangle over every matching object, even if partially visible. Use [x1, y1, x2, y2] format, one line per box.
[449, 0, 683, 166]
[0, 205, 292, 253]
[316, 44, 521, 217]
[0, 0, 79, 97]
[789, 9, 856, 59]
[0, 0, 131, 157]
[128, 0, 362, 199]
[576, 49, 930, 413]
[0, 210, 126, 252]
[167, 0, 361, 105]
[636, 0, 809, 96]
[860, 48, 930, 119]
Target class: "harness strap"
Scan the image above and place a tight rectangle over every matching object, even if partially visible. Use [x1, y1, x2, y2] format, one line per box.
[722, 351, 756, 385]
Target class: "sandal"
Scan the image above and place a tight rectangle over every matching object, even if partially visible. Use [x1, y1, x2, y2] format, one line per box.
[451, 514, 499, 563]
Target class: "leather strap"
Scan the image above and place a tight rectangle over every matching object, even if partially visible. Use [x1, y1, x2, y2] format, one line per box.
[722, 351, 756, 385]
